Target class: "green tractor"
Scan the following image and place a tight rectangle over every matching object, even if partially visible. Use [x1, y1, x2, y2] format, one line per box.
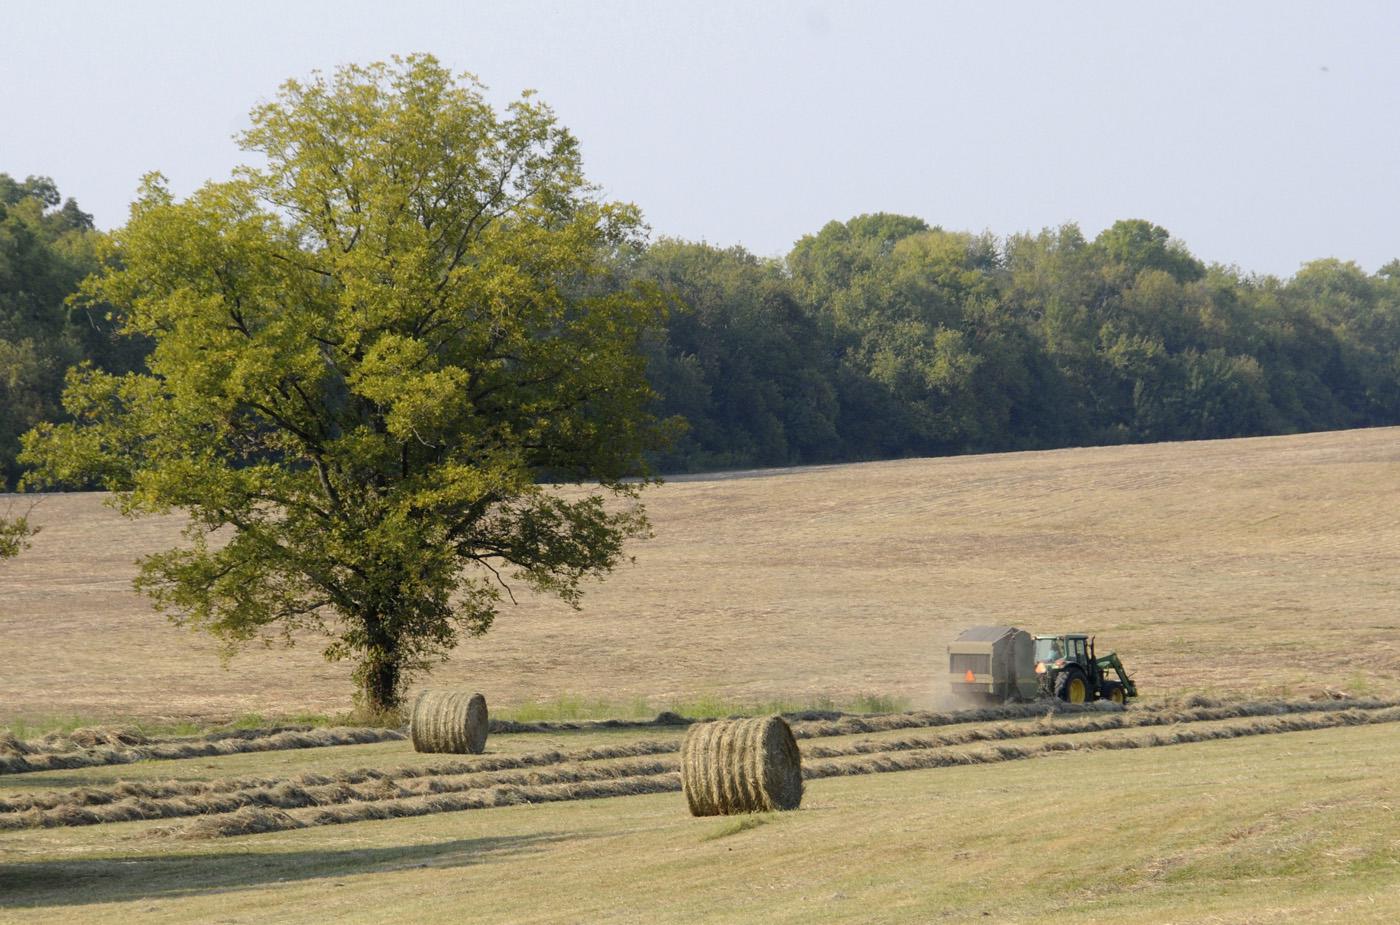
[948, 625, 1138, 705]
[1031, 633, 1137, 704]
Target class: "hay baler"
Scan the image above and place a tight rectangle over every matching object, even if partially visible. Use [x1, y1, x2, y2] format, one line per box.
[948, 625, 1137, 704]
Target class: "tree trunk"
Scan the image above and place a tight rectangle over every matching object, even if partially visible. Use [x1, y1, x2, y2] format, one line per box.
[358, 651, 402, 719]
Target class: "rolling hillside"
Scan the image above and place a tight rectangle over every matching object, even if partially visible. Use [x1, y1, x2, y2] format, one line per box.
[3, 426, 1398, 723]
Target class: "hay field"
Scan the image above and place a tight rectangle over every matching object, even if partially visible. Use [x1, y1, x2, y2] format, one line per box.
[4, 703, 1400, 924]
[2, 426, 1399, 722]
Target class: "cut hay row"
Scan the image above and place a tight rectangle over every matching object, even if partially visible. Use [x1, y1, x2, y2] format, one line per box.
[481, 698, 1233, 735]
[485, 701, 1130, 736]
[478, 696, 1397, 746]
[798, 697, 1400, 758]
[0, 739, 682, 815]
[785, 695, 1400, 740]
[4, 695, 1376, 776]
[176, 773, 685, 838]
[170, 704, 1400, 838]
[0, 723, 351, 758]
[0, 707, 1195, 814]
[5, 696, 1392, 822]
[488, 711, 693, 734]
[0, 756, 683, 830]
[786, 701, 1122, 738]
[0, 727, 407, 776]
[802, 705, 1400, 780]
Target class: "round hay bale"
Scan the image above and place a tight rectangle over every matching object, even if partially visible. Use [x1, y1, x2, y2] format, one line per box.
[410, 690, 489, 754]
[680, 715, 803, 816]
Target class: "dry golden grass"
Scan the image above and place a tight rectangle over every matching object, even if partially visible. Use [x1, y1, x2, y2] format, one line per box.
[7, 699, 1397, 837]
[3, 720, 1400, 924]
[3, 426, 1399, 723]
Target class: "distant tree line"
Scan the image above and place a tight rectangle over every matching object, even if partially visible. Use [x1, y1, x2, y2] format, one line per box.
[4, 174, 1399, 485]
[636, 215, 1400, 471]
[0, 175, 146, 488]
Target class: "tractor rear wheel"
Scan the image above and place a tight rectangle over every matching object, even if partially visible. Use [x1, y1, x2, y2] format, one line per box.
[1055, 668, 1089, 704]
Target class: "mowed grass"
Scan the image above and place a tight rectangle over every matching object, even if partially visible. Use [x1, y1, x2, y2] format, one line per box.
[2, 721, 1398, 924]
[3, 425, 1399, 724]
[5, 429, 1399, 922]
[0, 726, 688, 797]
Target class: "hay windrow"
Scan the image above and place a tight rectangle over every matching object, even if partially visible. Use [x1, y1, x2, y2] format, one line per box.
[6, 697, 1399, 824]
[488, 710, 693, 734]
[411, 690, 488, 754]
[780, 696, 1397, 740]
[786, 701, 1122, 739]
[146, 703, 1400, 837]
[680, 716, 802, 816]
[13, 698, 1400, 833]
[53, 727, 148, 750]
[0, 738, 683, 816]
[803, 705, 1400, 779]
[6, 696, 1384, 776]
[10, 724, 325, 758]
[0, 726, 407, 776]
[0, 732, 33, 756]
[0, 757, 683, 830]
[797, 698, 1400, 759]
[163, 773, 684, 837]
[179, 807, 307, 839]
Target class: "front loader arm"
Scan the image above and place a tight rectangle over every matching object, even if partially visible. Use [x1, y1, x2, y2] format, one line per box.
[1097, 652, 1138, 698]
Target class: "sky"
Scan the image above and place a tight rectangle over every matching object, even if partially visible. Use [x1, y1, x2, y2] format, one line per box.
[3, 0, 1397, 278]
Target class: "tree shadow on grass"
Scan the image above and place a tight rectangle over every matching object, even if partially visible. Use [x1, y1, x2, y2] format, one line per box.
[0, 831, 563, 908]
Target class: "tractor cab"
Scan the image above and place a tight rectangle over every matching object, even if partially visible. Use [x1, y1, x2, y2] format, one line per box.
[1034, 634, 1100, 702]
[1033, 633, 1091, 671]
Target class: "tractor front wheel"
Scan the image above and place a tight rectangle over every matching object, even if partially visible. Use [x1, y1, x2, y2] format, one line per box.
[1055, 669, 1089, 704]
[1101, 683, 1126, 705]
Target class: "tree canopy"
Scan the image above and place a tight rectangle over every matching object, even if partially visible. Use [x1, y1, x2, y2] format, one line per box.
[6, 87, 1400, 711]
[20, 56, 670, 714]
[0, 173, 142, 489]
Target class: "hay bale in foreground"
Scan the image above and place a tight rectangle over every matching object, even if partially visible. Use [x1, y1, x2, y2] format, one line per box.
[410, 690, 489, 754]
[680, 715, 802, 816]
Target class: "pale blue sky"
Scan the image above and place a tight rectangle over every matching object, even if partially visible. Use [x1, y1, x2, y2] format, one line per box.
[3, 1, 1397, 277]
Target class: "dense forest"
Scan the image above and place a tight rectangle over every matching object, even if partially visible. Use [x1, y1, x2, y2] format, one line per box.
[3, 172, 1399, 487]
[0, 175, 144, 487]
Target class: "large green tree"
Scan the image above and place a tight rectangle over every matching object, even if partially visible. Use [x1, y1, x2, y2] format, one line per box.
[21, 56, 668, 714]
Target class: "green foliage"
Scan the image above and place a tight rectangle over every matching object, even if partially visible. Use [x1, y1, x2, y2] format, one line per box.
[20, 56, 668, 712]
[0, 173, 136, 489]
[1094, 218, 1206, 283]
[635, 241, 841, 469]
[7, 168, 1400, 498]
[0, 510, 35, 560]
[642, 217, 1400, 468]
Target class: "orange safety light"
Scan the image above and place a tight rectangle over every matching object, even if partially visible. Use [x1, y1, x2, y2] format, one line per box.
[964, 669, 976, 682]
